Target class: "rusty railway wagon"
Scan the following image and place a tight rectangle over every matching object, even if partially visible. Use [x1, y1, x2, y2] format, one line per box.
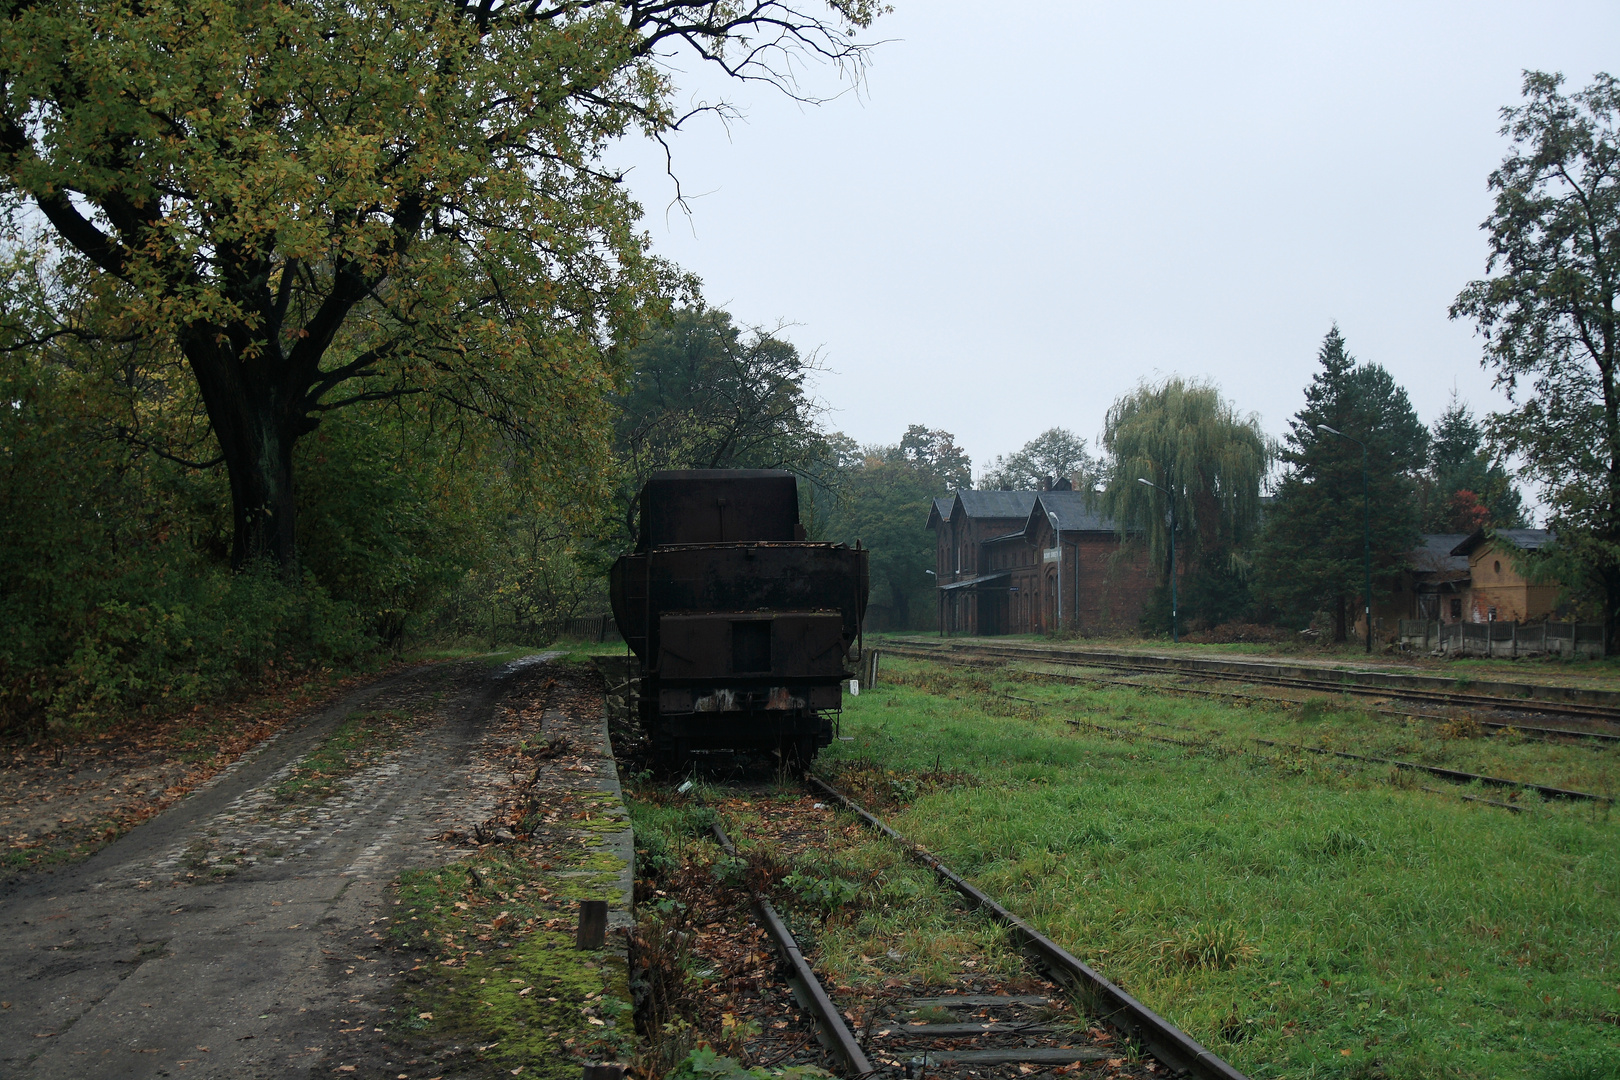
[609, 470, 869, 764]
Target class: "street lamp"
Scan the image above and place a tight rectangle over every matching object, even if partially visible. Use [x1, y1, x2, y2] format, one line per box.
[1136, 477, 1177, 644]
[1317, 424, 1372, 654]
[1047, 509, 1063, 635]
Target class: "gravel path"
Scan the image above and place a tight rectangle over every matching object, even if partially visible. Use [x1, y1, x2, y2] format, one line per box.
[0, 653, 559, 1079]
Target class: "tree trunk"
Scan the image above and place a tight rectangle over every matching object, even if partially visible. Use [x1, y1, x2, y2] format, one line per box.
[1333, 594, 1348, 642]
[183, 335, 302, 573]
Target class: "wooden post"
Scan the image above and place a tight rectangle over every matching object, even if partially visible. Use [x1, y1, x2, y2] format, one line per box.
[576, 899, 607, 949]
[583, 1065, 624, 1080]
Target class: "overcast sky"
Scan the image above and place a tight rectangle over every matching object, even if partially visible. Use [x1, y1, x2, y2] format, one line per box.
[611, 2, 1618, 500]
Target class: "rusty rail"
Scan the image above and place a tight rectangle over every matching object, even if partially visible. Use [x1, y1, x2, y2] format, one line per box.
[884, 638, 1620, 729]
[709, 822, 873, 1077]
[886, 641, 1620, 745]
[805, 775, 1250, 1080]
[1252, 739, 1612, 803]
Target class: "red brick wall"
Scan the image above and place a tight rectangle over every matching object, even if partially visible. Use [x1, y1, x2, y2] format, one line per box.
[1069, 535, 1155, 632]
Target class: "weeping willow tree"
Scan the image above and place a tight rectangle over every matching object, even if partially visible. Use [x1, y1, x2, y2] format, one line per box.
[1097, 377, 1273, 629]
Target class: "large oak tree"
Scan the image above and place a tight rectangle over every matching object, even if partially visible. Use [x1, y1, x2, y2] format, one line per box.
[0, 0, 879, 570]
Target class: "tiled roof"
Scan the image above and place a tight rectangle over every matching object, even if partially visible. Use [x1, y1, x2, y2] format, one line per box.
[954, 490, 1039, 519]
[1452, 528, 1555, 557]
[1032, 490, 1118, 533]
[1409, 533, 1471, 575]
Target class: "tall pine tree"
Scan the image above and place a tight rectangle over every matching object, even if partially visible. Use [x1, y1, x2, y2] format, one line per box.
[1258, 327, 1429, 640]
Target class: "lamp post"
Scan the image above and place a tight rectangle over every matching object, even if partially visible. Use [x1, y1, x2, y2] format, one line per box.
[1317, 424, 1372, 654]
[1047, 509, 1063, 635]
[1136, 477, 1177, 644]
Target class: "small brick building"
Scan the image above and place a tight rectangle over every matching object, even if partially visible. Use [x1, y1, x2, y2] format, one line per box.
[927, 488, 1157, 636]
[1363, 529, 1563, 640]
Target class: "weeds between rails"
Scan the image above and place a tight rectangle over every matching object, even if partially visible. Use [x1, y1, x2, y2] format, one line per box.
[882, 643, 1620, 744]
[981, 688, 1613, 807]
[879, 657, 1619, 810]
[626, 775, 1176, 1080]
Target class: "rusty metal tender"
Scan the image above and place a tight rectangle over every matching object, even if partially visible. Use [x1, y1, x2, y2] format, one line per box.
[608, 470, 869, 764]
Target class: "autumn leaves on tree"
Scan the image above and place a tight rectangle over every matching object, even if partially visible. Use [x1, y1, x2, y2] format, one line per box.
[0, 1, 880, 570]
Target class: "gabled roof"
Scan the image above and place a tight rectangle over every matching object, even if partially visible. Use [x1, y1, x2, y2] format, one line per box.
[1452, 528, 1554, 557]
[1032, 490, 1118, 533]
[926, 490, 1039, 530]
[954, 490, 1038, 520]
[1408, 533, 1471, 576]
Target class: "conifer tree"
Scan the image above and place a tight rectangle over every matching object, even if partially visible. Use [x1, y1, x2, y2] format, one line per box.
[1422, 394, 1526, 532]
[1258, 327, 1429, 640]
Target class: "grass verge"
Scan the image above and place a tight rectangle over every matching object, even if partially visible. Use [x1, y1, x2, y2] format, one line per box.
[818, 656, 1620, 1080]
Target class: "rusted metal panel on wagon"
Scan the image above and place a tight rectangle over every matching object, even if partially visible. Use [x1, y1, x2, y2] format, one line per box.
[657, 611, 847, 680]
[634, 469, 804, 550]
[610, 544, 868, 665]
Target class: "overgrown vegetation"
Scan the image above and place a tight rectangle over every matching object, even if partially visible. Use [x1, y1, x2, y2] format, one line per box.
[388, 854, 632, 1080]
[819, 656, 1620, 1078]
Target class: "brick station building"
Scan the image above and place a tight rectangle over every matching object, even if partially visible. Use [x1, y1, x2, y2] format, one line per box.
[926, 485, 1157, 636]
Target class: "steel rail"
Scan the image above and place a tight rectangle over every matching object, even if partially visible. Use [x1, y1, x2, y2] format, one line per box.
[805, 775, 1250, 1080]
[993, 689, 1594, 811]
[888, 643, 1620, 745]
[886, 639, 1620, 724]
[1001, 662, 1620, 745]
[709, 822, 873, 1077]
[1251, 738, 1612, 802]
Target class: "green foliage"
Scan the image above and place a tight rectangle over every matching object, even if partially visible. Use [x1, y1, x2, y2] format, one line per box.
[669, 1047, 830, 1080]
[1096, 377, 1270, 631]
[296, 405, 493, 645]
[1256, 327, 1429, 635]
[895, 424, 974, 491]
[0, 298, 373, 735]
[603, 305, 829, 553]
[981, 427, 1095, 490]
[0, 0, 879, 570]
[780, 870, 863, 912]
[1099, 376, 1272, 569]
[1422, 394, 1527, 532]
[1451, 71, 1620, 639]
[819, 425, 972, 630]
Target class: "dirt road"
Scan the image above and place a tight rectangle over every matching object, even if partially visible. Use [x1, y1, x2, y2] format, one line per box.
[0, 653, 558, 1079]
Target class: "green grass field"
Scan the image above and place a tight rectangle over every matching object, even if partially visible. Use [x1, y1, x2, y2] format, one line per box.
[817, 657, 1620, 1080]
[871, 632, 1620, 692]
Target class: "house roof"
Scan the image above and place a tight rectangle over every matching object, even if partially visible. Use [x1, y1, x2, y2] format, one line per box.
[1408, 533, 1471, 576]
[1032, 490, 1119, 533]
[925, 489, 1123, 536]
[955, 490, 1039, 519]
[926, 490, 1039, 530]
[1452, 528, 1554, 557]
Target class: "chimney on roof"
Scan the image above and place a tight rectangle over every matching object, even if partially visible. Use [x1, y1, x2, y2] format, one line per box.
[1053, 476, 1073, 491]
[1041, 475, 1053, 491]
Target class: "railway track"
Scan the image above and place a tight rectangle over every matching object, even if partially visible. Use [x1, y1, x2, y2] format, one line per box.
[882, 639, 1620, 744]
[653, 780, 1248, 1080]
[982, 688, 1614, 805]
